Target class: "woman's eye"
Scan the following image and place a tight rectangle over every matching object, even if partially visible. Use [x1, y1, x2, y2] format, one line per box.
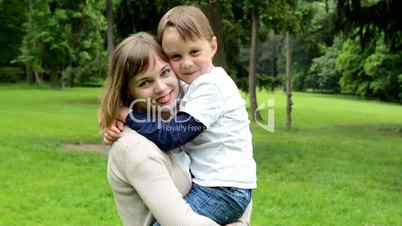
[139, 80, 151, 87]
[161, 68, 171, 77]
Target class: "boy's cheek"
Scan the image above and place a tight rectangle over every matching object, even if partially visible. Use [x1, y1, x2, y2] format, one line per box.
[169, 62, 180, 74]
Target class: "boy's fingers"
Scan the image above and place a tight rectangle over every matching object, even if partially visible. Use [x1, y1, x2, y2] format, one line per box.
[110, 125, 122, 135]
[103, 134, 112, 145]
[106, 129, 120, 139]
[103, 138, 111, 145]
[104, 132, 113, 141]
[116, 120, 124, 131]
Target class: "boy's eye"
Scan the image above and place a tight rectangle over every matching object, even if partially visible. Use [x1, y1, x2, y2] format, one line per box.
[170, 54, 181, 61]
[190, 50, 200, 56]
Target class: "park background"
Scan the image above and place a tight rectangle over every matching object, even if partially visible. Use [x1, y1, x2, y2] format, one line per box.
[0, 0, 401, 225]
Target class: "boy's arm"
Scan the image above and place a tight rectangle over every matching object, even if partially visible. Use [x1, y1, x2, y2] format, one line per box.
[103, 120, 124, 144]
[126, 81, 223, 152]
[102, 107, 129, 144]
[125, 111, 205, 152]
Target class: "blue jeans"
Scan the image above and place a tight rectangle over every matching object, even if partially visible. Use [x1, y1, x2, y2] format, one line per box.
[153, 183, 252, 225]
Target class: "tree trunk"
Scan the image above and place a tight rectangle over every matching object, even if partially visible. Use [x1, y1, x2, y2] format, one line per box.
[204, 1, 228, 70]
[106, 0, 114, 59]
[26, 64, 34, 84]
[285, 32, 293, 130]
[26, 0, 35, 85]
[248, 9, 262, 122]
[33, 71, 43, 85]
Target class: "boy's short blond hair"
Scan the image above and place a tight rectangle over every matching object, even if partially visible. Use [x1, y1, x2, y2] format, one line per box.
[157, 5, 215, 42]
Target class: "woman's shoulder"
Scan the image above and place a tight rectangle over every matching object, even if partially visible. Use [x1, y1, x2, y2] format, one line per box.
[109, 127, 164, 164]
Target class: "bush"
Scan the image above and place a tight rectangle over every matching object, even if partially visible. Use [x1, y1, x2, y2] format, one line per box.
[334, 35, 402, 102]
[0, 66, 24, 83]
[292, 72, 305, 91]
[306, 39, 342, 93]
[258, 74, 283, 91]
[399, 74, 402, 103]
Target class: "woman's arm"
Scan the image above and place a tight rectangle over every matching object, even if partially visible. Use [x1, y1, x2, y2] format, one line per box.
[128, 158, 219, 226]
[108, 128, 219, 226]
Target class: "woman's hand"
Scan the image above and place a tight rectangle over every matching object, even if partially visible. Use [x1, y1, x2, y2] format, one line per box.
[103, 119, 124, 145]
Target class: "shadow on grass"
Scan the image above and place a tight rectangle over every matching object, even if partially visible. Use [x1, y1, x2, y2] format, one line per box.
[62, 97, 100, 106]
[331, 123, 402, 137]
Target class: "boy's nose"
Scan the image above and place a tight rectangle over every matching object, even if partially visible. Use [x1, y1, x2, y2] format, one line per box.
[181, 57, 193, 69]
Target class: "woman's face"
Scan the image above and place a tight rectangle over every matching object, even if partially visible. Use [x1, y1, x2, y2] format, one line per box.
[128, 52, 179, 113]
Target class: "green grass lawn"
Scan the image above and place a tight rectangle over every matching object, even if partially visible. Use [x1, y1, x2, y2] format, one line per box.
[0, 84, 401, 226]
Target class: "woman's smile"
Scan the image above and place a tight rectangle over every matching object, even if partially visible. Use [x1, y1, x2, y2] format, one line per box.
[156, 89, 174, 106]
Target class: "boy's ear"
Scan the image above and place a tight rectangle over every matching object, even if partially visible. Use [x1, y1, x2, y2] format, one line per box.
[211, 36, 218, 56]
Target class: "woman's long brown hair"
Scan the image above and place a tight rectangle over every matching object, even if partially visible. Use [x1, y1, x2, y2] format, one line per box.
[99, 32, 168, 129]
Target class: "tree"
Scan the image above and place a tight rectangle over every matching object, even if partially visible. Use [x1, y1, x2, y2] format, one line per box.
[248, 7, 261, 121]
[0, 0, 27, 66]
[307, 40, 342, 93]
[203, 0, 229, 69]
[16, 0, 106, 87]
[285, 31, 293, 130]
[265, 0, 299, 129]
[106, 0, 114, 59]
[335, 0, 402, 50]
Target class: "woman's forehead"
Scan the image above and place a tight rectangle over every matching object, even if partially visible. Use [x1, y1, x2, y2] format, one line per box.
[134, 53, 167, 80]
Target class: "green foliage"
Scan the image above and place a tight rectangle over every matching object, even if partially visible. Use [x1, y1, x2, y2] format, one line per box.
[362, 39, 402, 102]
[336, 35, 402, 102]
[0, 0, 27, 66]
[399, 74, 402, 102]
[291, 1, 336, 75]
[305, 38, 342, 93]
[114, 0, 317, 88]
[335, 0, 402, 50]
[336, 38, 370, 96]
[0, 67, 25, 83]
[257, 74, 283, 91]
[16, 0, 106, 87]
[292, 72, 304, 91]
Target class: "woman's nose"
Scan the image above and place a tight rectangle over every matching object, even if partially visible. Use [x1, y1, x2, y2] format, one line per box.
[154, 79, 167, 93]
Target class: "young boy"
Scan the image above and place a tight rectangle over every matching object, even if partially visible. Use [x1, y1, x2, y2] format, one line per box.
[121, 5, 256, 225]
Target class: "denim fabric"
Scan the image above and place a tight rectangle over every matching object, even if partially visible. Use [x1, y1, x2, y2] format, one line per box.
[152, 183, 252, 226]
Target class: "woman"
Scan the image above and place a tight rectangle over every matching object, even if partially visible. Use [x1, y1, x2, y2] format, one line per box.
[99, 32, 250, 226]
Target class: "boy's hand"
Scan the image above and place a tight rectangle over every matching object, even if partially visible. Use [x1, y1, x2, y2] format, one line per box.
[103, 107, 129, 145]
[103, 119, 124, 145]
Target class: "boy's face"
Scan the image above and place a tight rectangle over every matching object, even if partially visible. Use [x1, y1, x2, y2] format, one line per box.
[161, 26, 217, 84]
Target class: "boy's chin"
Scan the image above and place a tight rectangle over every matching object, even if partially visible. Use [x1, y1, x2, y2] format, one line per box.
[179, 75, 199, 84]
